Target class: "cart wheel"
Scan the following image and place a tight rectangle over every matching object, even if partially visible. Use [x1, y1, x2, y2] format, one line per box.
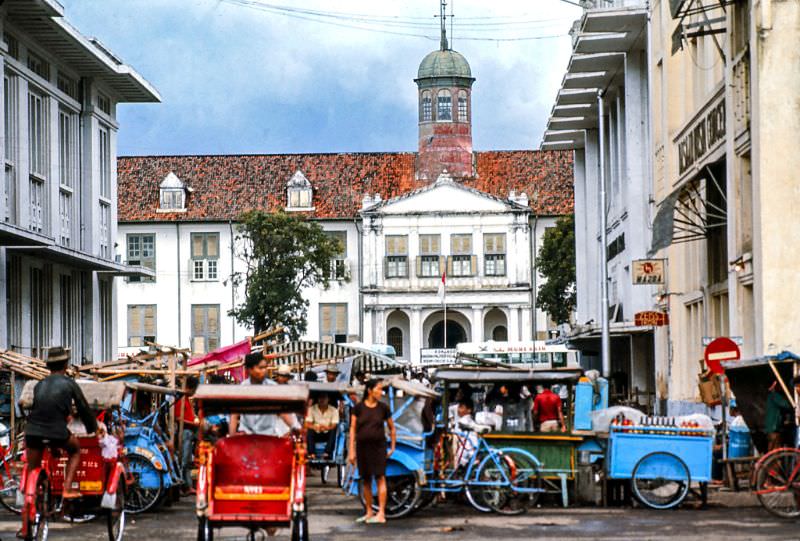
[336, 464, 345, 488]
[107, 481, 126, 541]
[321, 464, 330, 484]
[631, 452, 690, 510]
[196, 517, 214, 541]
[753, 448, 800, 519]
[0, 449, 24, 514]
[124, 453, 163, 514]
[500, 448, 543, 509]
[358, 474, 420, 519]
[25, 470, 50, 541]
[290, 510, 309, 541]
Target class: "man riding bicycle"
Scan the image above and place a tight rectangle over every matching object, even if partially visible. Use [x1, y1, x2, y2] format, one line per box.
[23, 347, 97, 499]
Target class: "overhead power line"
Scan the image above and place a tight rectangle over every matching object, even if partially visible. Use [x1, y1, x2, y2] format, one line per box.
[218, 0, 571, 42]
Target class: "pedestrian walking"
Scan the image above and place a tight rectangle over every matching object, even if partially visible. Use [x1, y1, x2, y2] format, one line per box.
[348, 379, 395, 524]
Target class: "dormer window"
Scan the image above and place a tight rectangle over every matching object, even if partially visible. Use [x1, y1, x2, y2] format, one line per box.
[159, 172, 186, 211]
[286, 170, 313, 211]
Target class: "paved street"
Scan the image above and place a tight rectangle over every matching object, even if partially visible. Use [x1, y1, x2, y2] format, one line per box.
[1, 479, 797, 541]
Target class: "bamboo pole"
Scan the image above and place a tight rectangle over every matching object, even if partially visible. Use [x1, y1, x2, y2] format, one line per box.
[768, 360, 796, 409]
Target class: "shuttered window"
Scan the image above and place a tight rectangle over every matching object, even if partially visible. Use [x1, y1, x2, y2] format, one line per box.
[191, 233, 219, 281]
[449, 234, 476, 277]
[484, 233, 506, 276]
[127, 234, 156, 282]
[128, 304, 156, 347]
[191, 304, 220, 354]
[326, 231, 347, 280]
[417, 234, 442, 277]
[385, 235, 408, 278]
[320, 303, 347, 343]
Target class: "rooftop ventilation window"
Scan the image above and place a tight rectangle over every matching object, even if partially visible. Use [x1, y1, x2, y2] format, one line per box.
[158, 172, 187, 212]
[286, 170, 314, 211]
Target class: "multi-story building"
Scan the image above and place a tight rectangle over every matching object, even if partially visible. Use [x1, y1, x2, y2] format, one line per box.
[648, 0, 800, 413]
[116, 35, 574, 363]
[541, 0, 656, 411]
[0, 1, 159, 362]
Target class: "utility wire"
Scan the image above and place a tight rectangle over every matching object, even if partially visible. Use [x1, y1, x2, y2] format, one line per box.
[219, 0, 571, 42]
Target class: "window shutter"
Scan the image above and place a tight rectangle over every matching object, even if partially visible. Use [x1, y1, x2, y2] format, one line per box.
[419, 235, 428, 255]
[447, 256, 453, 276]
[321, 306, 332, 335]
[431, 235, 440, 254]
[335, 304, 347, 334]
[386, 236, 395, 256]
[128, 306, 142, 335]
[439, 256, 446, 275]
[497, 234, 505, 253]
[398, 235, 408, 255]
[206, 235, 219, 258]
[416, 256, 422, 277]
[471, 255, 478, 276]
[192, 306, 204, 336]
[191, 235, 204, 258]
[484, 234, 492, 254]
[383, 257, 389, 278]
[143, 306, 156, 336]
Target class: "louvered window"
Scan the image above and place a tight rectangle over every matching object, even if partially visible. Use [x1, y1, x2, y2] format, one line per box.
[128, 305, 157, 347]
[385, 235, 408, 278]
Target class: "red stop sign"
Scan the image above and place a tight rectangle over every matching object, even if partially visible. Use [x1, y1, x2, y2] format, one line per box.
[704, 337, 741, 374]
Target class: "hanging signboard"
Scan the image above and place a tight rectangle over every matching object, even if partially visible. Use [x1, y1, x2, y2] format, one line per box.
[632, 259, 666, 285]
[634, 311, 669, 326]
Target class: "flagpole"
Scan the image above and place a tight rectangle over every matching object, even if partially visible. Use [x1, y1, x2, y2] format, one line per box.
[443, 286, 447, 349]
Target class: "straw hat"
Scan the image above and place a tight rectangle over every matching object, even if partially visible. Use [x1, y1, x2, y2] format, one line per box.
[45, 346, 71, 365]
[275, 364, 292, 377]
[324, 363, 340, 374]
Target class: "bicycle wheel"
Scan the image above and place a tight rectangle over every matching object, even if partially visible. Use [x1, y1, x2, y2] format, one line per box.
[470, 452, 526, 515]
[499, 448, 543, 508]
[0, 450, 24, 514]
[631, 452, 690, 510]
[24, 470, 50, 541]
[107, 480, 126, 541]
[124, 453, 163, 514]
[464, 452, 493, 513]
[754, 448, 800, 519]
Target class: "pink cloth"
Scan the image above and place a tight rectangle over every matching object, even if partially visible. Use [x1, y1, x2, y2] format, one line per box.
[189, 339, 251, 381]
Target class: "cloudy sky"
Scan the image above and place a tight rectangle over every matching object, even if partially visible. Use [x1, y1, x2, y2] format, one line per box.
[61, 0, 580, 156]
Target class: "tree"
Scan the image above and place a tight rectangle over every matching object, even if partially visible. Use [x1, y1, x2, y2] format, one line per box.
[535, 214, 576, 325]
[229, 211, 344, 339]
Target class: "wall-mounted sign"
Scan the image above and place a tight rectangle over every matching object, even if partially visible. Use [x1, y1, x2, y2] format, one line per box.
[676, 94, 726, 175]
[702, 336, 744, 347]
[634, 311, 669, 327]
[419, 348, 457, 366]
[632, 259, 666, 285]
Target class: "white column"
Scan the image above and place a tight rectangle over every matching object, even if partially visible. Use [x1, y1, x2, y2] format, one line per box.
[471, 306, 483, 342]
[409, 308, 422, 364]
[375, 308, 386, 346]
[509, 308, 520, 341]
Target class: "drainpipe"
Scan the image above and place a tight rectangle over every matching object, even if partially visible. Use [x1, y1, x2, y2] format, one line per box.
[176, 222, 182, 347]
[355, 216, 363, 339]
[229, 220, 236, 343]
[598, 90, 611, 378]
[531, 212, 538, 341]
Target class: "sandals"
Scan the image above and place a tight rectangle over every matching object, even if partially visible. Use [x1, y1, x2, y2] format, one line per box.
[354, 515, 370, 523]
[366, 516, 387, 524]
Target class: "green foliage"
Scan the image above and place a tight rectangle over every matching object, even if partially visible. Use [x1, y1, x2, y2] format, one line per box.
[229, 211, 345, 339]
[535, 214, 576, 325]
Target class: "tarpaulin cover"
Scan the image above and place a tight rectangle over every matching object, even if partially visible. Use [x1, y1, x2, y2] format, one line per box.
[189, 340, 251, 381]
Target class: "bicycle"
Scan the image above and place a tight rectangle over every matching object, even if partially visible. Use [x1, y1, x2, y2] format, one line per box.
[752, 446, 800, 518]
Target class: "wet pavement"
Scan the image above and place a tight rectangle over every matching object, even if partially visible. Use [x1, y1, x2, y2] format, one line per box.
[0, 480, 797, 540]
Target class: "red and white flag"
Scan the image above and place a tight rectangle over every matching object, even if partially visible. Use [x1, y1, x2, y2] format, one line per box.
[437, 269, 446, 304]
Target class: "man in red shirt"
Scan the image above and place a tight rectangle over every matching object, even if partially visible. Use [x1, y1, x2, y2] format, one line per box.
[533, 385, 566, 432]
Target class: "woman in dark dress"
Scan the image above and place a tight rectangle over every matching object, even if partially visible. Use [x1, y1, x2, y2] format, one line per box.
[348, 379, 396, 524]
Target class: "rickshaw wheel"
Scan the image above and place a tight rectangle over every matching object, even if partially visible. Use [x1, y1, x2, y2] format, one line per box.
[631, 451, 690, 510]
[753, 448, 800, 519]
[123, 453, 163, 514]
[359, 474, 420, 519]
[336, 464, 346, 488]
[196, 517, 214, 541]
[106, 480, 126, 541]
[28, 470, 50, 541]
[0, 449, 24, 514]
[290, 510, 309, 541]
[320, 465, 330, 484]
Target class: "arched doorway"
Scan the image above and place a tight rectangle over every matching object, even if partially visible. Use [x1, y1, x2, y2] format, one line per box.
[492, 325, 508, 341]
[484, 307, 509, 342]
[385, 309, 410, 360]
[428, 320, 467, 348]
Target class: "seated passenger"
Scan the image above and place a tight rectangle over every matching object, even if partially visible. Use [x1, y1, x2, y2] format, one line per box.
[306, 393, 339, 458]
[230, 353, 300, 437]
[453, 399, 480, 467]
[533, 384, 566, 433]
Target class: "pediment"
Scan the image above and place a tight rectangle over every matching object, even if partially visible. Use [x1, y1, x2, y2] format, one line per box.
[378, 182, 513, 215]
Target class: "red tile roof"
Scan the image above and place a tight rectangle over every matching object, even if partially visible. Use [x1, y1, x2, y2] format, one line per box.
[117, 150, 573, 222]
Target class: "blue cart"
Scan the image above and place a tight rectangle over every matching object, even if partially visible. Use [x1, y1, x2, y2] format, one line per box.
[607, 424, 713, 509]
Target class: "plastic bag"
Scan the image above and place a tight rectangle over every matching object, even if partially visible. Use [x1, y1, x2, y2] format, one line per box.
[675, 413, 715, 431]
[475, 411, 502, 431]
[590, 406, 645, 433]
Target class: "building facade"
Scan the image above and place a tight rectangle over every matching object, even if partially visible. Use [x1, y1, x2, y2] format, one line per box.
[0, 1, 159, 363]
[541, 0, 656, 411]
[649, 0, 800, 413]
[116, 39, 574, 363]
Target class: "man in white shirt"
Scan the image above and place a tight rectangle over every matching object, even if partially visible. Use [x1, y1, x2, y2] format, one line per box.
[230, 353, 299, 437]
[306, 393, 339, 458]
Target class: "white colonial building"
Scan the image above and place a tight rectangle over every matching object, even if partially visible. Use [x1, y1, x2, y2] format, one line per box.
[0, 1, 159, 362]
[116, 35, 573, 364]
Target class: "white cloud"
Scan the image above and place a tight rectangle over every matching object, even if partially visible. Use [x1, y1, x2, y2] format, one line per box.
[60, 0, 580, 154]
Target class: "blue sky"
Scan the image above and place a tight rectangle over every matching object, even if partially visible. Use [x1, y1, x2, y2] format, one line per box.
[62, 1, 580, 156]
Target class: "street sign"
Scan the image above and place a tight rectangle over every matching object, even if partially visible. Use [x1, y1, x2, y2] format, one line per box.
[632, 259, 666, 285]
[419, 348, 457, 366]
[704, 337, 741, 375]
[634, 311, 669, 326]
